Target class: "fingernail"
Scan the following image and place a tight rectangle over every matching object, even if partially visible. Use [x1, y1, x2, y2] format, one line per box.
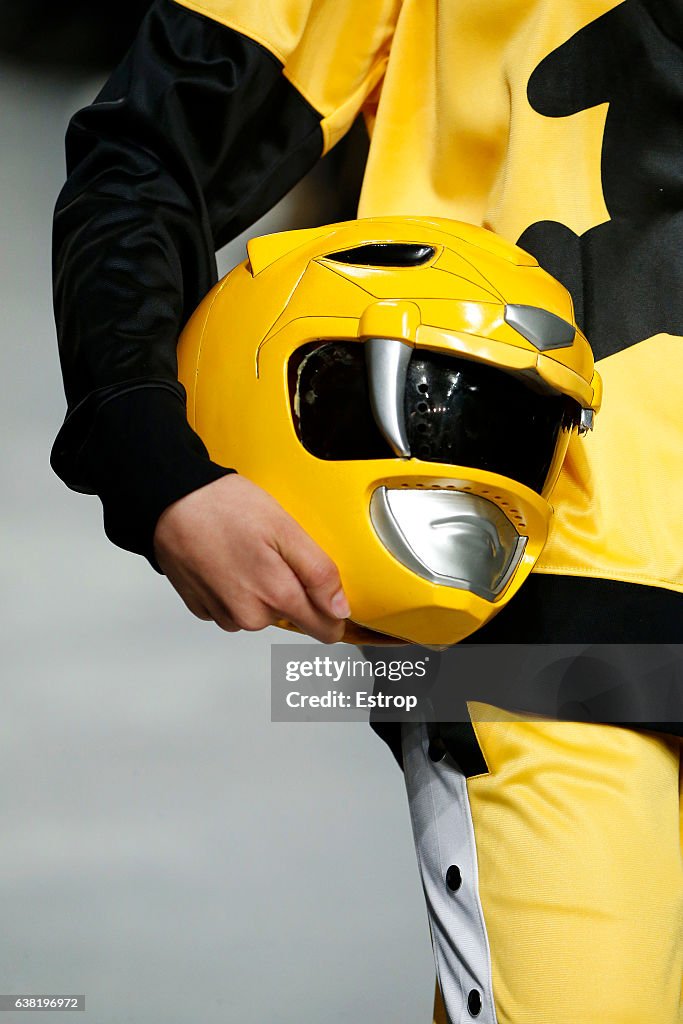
[331, 589, 351, 619]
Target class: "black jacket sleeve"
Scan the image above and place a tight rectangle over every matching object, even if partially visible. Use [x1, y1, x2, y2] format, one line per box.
[51, 0, 324, 564]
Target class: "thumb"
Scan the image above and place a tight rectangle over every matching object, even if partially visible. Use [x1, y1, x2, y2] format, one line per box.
[275, 519, 350, 620]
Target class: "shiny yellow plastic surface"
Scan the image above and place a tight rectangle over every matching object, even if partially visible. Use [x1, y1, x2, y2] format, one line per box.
[178, 217, 599, 645]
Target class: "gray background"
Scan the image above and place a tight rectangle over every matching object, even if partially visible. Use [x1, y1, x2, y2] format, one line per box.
[0, 61, 435, 1022]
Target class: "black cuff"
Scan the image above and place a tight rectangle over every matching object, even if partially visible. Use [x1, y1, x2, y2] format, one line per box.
[83, 386, 235, 568]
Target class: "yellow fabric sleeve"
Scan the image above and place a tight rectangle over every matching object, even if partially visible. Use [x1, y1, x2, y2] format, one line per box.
[170, 0, 400, 152]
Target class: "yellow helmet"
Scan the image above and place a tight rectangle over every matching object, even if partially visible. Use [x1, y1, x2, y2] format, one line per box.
[177, 217, 601, 646]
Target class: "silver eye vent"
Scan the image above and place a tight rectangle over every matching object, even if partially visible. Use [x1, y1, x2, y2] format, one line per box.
[504, 304, 576, 350]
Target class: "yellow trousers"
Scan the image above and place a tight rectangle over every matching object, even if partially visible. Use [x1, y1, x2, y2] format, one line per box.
[401, 705, 683, 1024]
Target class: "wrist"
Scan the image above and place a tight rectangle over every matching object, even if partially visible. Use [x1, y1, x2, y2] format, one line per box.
[84, 387, 236, 568]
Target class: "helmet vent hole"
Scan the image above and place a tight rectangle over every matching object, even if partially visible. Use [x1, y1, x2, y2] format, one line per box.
[416, 422, 429, 434]
[416, 401, 429, 414]
[417, 383, 429, 395]
[327, 242, 435, 267]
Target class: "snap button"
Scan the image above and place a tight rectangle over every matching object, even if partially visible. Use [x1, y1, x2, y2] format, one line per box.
[446, 864, 462, 891]
[467, 989, 482, 1016]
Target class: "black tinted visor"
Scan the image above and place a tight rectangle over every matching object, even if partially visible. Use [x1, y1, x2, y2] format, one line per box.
[289, 341, 580, 494]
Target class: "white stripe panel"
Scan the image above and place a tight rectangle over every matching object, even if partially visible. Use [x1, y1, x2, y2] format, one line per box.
[401, 721, 499, 1024]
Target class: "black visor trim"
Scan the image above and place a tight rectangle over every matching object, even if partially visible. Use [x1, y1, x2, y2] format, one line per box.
[289, 342, 392, 461]
[289, 341, 580, 493]
[405, 349, 580, 493]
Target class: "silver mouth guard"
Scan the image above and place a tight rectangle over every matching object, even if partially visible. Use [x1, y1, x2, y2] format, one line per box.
[370, 487, 527, 602]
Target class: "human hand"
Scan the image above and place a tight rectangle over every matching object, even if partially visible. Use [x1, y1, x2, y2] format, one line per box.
[153, 474, 350, 644]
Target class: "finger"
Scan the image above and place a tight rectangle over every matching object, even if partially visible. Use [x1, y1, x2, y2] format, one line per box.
[274, 520, 350, 620]
[213, 617, 241, 633]
[184, 595, 214, 621]
[164, 571, 215, 622]
[266, 567, 346, 645]
[208, 597, 275, 634]
[200, 597, 241, 632]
